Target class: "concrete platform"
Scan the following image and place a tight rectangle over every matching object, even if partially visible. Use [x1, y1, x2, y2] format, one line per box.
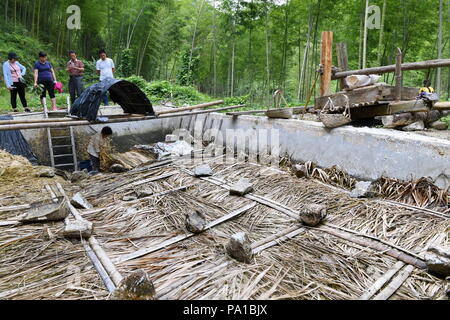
[13, 106, 450, 190]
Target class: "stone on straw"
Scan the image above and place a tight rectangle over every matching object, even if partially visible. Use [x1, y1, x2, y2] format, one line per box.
[185, 210, 207, 234]
[110, 270, 156, 300]
[229, 178, 254, 196]
[299, 204, 327, 227]
[226, 232, 253, 264]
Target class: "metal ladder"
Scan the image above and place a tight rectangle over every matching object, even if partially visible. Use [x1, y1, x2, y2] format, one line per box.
[44, 98, 78, 171]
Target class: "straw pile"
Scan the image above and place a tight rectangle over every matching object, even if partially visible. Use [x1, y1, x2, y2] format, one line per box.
[0, 150, 33, 178]
[1, 152, 448, 300]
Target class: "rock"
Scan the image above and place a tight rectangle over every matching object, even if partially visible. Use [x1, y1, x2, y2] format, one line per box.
[425, 246, 450, 278]
[35, 167, 55, 178]
[63, 219, 93, 239]
[122, 196, 137, 202]
[110, 270, 156, 300]
[136, 189, 153, 199]
[402, 120, 425, 132]
[292, 164, 308, 178]
[71, 170, 90, 183]
[299, 204, 327, 227]
[193, 164, 213, 177]
[229, 178, 254, 196]
[430, 121, 448, 130]
[185, 210, 207, 234]
[19, 200, 69, 223]
[71, 193, 93, 209]
[110, 164, 128, 173]
[226, 232, 253, 264]
[350, 181, 376, 199]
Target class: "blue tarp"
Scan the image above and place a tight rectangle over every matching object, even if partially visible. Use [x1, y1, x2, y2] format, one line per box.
[0, 115, 38, 165]
[70, 79, 155, 122]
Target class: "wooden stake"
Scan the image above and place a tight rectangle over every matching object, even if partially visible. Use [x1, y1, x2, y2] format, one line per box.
[395, 48, 403, 101]
[336, 42, 349, 90]
[320, 31, 334, 97]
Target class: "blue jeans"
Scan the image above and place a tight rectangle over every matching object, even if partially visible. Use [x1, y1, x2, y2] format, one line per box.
[102, 92, 109, 106]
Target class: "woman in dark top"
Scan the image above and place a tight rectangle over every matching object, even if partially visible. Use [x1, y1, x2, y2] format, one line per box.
[33, 51, 59, 111]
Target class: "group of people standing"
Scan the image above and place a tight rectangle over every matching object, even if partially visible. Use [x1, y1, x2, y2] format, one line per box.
[2, 49, 116, 113]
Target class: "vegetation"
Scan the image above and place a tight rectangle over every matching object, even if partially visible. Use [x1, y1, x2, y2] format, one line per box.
[1, 0, 450, 113]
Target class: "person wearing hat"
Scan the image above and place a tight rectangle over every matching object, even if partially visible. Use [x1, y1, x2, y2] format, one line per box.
[2, 52, 30, 113]
[33, 51, 59, 111]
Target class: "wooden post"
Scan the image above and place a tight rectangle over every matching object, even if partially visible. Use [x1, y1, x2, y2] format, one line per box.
[395, 48, 403, 101]
[336, 42, 349, 91]
[320, 31, 333, 97]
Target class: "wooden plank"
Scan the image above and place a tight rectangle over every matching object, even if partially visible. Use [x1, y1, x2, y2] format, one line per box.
[320, 31, 334, 97]
[359, 261, 406, 300]
[115, 203, 257, 264]
[315, 85, 418, 110]
[349, 100, 429, 120]
[434, 101, 450, 110]
[0, 204, 30, 213]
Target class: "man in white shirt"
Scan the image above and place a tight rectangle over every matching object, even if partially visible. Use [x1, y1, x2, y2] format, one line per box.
[96, 49, 115, 106]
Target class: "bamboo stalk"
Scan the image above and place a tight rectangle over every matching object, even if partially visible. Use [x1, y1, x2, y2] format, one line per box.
[372, 265, 415, 300]
[359, 261, 406, 300]
[115, 202, 256, 264]
[0, 105, 244, 131]
[156, 100, 224, 115]
[82, 239, 116, 293]
[88, 237, 123, 287]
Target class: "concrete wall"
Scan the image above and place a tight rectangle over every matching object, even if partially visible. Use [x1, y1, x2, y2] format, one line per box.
[176, 112, 450, 190]
[13, 106, 450, 189]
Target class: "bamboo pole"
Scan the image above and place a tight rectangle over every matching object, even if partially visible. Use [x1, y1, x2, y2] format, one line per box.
[156, 100, 224, 115]
[332, 58, 450, 80]
[0, 105, 245, 131]
[0, 101, 225, 126]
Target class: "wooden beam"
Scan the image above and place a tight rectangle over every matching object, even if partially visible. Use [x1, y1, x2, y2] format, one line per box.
[350, 100, 430, 120]
[320, 31, 334, 97]
[434, 101, 450, 110]
[332, 58, 450, 80]
[336, 42, 349, 90]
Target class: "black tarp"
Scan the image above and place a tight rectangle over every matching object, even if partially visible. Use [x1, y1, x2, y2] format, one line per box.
[0, 115, 38, 165]
[70, 79, 155, 122]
